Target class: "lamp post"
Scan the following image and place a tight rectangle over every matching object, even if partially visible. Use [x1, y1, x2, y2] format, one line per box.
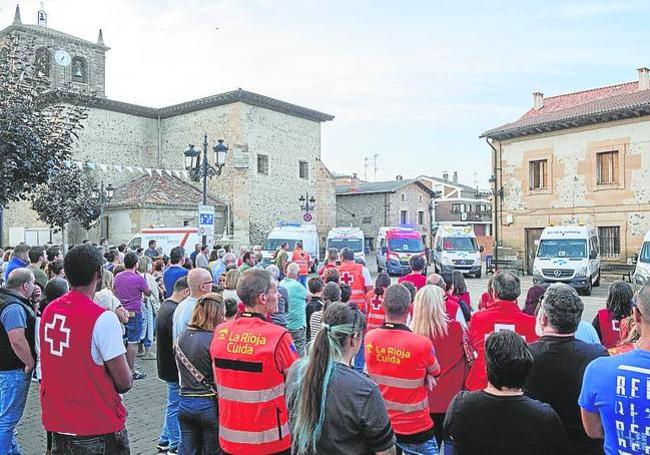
[299, 192, 316, 222]
[98, 181, 114, 240]
[183, 133, 228, 244]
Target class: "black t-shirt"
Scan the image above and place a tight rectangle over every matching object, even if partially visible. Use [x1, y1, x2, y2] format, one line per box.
[524, 335, 608, 455]
[156, 298, 179, 382]
[305, 297, 323, 341]
[176, 329, 215, 395]
[444, 391, 570, 455]
[286, 362, 396, 455]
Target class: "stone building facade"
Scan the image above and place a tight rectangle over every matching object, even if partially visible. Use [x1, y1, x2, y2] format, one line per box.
[482, 67, 650, 271]
[0, 6, 336, 248]
[335, 176, 435, 251]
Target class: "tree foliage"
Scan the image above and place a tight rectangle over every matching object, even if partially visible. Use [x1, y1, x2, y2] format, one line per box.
[31, 165, 101, 231]
[0, 33, 89, 207]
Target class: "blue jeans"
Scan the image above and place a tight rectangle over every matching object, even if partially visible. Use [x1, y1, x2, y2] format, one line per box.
[178, 396, 221, 455]
[125, 312, 143, 344]
[52, 429, 130, 454]
[298, 275, 307, 287]
[397, 437, 439, 455]
[0, 369, 31, 454]
[140, 301, 154, 348]
[159, 382, 180, 450]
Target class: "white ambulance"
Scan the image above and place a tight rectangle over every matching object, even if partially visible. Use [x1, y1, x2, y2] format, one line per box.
[326, 227, 365, 262]
[532, 225, 601, 296]
[432, 225, 483, 278]
[261, 222, 320, 270]
[127, 227, 201, 256]
[633, 230, 650, 287]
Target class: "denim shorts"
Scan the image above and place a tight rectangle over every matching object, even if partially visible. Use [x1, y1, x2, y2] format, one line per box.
[125, 313, 143, 344]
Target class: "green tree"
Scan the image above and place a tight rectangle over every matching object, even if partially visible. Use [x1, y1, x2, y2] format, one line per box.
[0, 33, 89, 208]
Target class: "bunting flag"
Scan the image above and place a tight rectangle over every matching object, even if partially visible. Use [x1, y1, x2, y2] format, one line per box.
[71, 160, 190, 179]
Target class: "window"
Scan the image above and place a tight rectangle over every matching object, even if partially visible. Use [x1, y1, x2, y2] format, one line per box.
[597, 151, 619, 184]
[71, 56, 87, 83]
[401, 193, 406, 202]
[598, 226, 620, 257]
[362, 216, 372, 224]
[529, 159, 548, 190]
[35, 48, 50, 77]
[419, 195, 423, 202]
[299, 160, 308, 179]
[257, 154, 269, 175]
[400, 210, 408, 224]
[418, 211, 425, 225]
[451, 204, 460, 214]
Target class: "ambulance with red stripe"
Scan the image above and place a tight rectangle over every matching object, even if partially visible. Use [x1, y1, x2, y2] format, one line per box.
[376, 226, 426, 276]
[127, 227, 201, 255]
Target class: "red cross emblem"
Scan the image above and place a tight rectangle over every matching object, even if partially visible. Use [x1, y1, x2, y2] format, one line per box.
[370, 296, 383, 311]
[340, 272, 354, 285]
[44, 314, 70, 357]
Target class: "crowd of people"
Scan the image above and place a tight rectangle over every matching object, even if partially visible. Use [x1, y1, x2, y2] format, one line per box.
[0, 239, 648, 454]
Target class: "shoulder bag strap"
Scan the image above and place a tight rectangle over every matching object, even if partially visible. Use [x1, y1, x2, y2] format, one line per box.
[175, 343, 218, 395]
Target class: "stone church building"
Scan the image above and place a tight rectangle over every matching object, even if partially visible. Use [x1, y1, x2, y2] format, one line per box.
[0, 5, 336, 248]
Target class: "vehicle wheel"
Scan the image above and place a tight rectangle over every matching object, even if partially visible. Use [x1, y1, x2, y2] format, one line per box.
[583, 279, 592, 296]
[377, 264, 383, 273]
[594, 270, 601, 287]
[475, 270, 482, 279]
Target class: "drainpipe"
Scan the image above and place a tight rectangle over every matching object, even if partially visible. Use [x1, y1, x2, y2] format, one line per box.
[157, 114, 162, 167]
[486, 137, 499, 267]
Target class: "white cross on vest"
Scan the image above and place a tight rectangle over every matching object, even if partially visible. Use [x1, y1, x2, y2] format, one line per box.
[44, 314, 70, 357]
[341, 272, 354, 285]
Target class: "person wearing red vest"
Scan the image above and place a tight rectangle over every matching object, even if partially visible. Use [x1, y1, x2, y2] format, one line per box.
[591, 281, 634, 349]
[337, 248, 372, 311]
[465, 272, 538, 391]
[318, 248, 339, 277]
[366, 284, 441, 454]
[291, 241, 311, 288]
[211, 268, 298, 455]
[398, 255, 427, 290]
[366, 272, 391, 331]
[40, 244, 133, 453]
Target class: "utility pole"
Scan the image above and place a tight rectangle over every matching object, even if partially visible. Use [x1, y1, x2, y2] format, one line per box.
[373, 154, 379, 181]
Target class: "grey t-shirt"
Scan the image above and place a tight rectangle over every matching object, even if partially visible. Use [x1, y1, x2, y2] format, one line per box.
[286, 361, 395, 455]
[175, 329, 215, 396]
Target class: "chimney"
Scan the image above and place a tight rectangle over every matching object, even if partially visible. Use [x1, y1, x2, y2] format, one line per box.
[396, 175, 403, 181]
[13, 4, 21, 25]
[442, 171, 449, 181]
[533, 92, 544, 110]
[638, 67, 650, 91]
[350, 173, 359, 191]
[453, 171, 458, 184]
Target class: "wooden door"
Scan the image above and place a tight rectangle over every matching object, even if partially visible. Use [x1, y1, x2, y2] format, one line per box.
[525, 228, 545, 275]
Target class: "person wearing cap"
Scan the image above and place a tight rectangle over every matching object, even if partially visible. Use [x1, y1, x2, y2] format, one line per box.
[290, 240, 311, 287]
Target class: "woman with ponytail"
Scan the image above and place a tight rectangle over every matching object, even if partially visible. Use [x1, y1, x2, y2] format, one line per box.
[286, 302, 396, 455]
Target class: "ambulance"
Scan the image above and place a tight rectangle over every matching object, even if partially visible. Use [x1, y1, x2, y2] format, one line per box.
[432, 225, 483, 278]
[261, 222, 320, 270]
[326, 227, 365, 262]
[126, 227, 201, 256]
[633, 230, 650, 288]
[532, 225, 601, 296]
[376, 226, 426, 276]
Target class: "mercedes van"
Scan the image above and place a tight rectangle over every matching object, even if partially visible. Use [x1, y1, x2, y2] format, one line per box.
[633, 230, 650, 288]
[376, 226, 426, 276]
[326, 227, 365, 262]
[432, 225, 483, 278]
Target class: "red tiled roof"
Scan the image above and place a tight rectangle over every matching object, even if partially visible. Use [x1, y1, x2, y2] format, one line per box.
[481, 81, 650, 140]
[108, 172, 226, 209]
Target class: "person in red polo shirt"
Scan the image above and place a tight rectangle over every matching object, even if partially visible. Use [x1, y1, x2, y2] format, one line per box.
[366, 284, 441, 454]
[465, 271, 538, 391]
[40, 244, 133, 453]
[398, 255, 427, 290]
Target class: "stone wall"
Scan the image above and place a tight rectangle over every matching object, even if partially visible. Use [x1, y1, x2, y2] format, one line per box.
[388, 182, 433, 246]
[495, 116, 650, 260]
[336, 193, 388, 248]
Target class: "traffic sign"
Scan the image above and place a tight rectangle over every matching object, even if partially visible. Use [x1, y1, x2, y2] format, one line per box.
[303, 212, 313, 222]
[199, 204, 215, 239]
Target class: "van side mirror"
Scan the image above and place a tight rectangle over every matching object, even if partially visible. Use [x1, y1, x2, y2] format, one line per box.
[479, 245, 485, 253]
[381, 246, 387, 254]
[589, 250, 597, 260]
[436, 245, 442, 252]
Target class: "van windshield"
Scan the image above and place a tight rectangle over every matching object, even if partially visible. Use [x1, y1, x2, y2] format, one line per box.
[263, 239, 297, 251]
[389, 238, 424, 253]
[537, 239, 587, 258]
[442, 237, 478, 252]
[328, 238, 363, 252]
[640, 242, 650, 263]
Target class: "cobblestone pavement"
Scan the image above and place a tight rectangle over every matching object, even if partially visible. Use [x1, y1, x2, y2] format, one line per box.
[16, 270, 613, 454]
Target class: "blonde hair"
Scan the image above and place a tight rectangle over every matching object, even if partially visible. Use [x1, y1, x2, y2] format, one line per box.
[410, 285, 449, 340]
[224, 269, 242, 291]
[101, 269, 114, 290]
[189, 292, 225, 332]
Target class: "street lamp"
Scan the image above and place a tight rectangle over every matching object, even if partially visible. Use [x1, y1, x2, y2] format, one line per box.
[183, 133, 228, 244]
[299, 192, 316, 222]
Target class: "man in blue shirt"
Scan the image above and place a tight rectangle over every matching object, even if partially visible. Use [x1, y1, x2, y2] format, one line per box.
[279, 262, 307, 356]
[579, 283, 650, 454]
[3, 244, 30, 283]
[163, 246, 188, 298]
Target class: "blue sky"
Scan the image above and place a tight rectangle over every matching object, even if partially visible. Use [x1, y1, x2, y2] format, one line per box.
[3, 0, 649, 187]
